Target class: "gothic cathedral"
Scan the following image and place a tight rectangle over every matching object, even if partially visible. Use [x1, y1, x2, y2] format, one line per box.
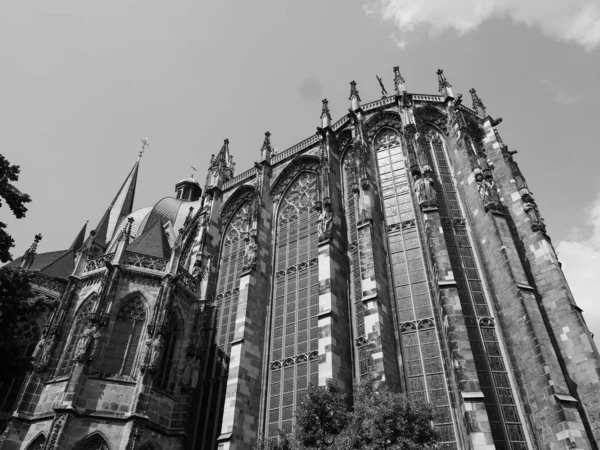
[2, 69, 600, 450]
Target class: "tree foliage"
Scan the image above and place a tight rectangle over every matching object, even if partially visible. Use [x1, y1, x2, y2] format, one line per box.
[0, 267, 57, 381]
[0, 154, 32, 262]
[254, 379, 438, 450]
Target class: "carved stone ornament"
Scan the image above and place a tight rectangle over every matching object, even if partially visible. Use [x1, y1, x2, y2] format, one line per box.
[474, 169, 501, 213]
[242, 233, 258, 270]
[36, 337, 58, 371]
[74, 324, 100, 363]
[140, 338, 153, 373]
[414, 165, 438, 209]
[521, 191, 546, 233]
[317, 206, 333, 241]
[147, 335, 164, 372]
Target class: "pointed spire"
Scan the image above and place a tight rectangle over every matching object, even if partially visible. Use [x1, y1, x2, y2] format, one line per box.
[206, 139, 235, 192]
[393, 66, 406, 95]
[20, 233, 42, 269]
[349, 81, 361, 111]
[92, 159, 139, 251]
[69, 222, 88, 252]
[436, 69, 454, 99]
[260, 132, 272, 163]
[321, 99, 332, 128]
[469, 88, 487, 118]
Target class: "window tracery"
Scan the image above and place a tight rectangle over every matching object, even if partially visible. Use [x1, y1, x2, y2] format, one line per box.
[25, 435, 46, 450]
[98, 297, 146, 377]
[155, 314, 180, 392]
[56, 299, 94, 376]
[73, 434, 110, 450]
[216, 201, 250, 352]
[267, 171, 319, 437]
[373, 129, 457, 448]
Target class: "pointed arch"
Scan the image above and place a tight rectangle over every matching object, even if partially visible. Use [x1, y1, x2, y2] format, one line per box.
[25, 433, 46, 450]
[414, 104, 448, 135]
[220, 185, 256, 228]
[98, 294, 147, 377]
[365, 111, 403, 144]
[266, 169, 320, 437]
[334, 129, 352, 154]
[55, 295, 97, 376]
[270, 155, 320, 202]
[72, 432, 111, 450]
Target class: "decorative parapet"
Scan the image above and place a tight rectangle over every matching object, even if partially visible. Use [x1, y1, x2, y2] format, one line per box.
[361, 96, 396, 112]
[271, 134, 321, 165]
[223, 167, 257, 191]
[412, 94, 444, 102]
[457, 104, 479, 117]
[30, 272, 67, 295]
[178, 265, 199, 292]
[122, 251, 168, 272]
[83, 253, 115, 274]
[331, 116, 350, 131]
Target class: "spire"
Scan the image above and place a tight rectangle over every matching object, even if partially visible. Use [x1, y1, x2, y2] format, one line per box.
[20, 233, 42, 269]
[469, 88, 487, 118]
[260, 132, 272, 163]
[393, 66, 406, 94]
[69, 222, 88, 252]
[206, 139, 235, 193]
[436, 69, 454, 99]
[321, 99, 332, 128]
[349, 81, 361, 111]
[92, 159, 139, 250]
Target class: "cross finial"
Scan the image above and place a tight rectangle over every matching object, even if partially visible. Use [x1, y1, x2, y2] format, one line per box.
[376, 75, 388, 97]
[190, 165, 198, 178]
[139, 138, 150, 159]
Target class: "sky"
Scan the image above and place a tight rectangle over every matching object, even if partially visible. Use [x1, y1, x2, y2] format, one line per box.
[1, 0, 599, 338]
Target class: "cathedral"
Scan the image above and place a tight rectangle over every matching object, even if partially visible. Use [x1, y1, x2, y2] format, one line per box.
[1, 68, 600, 450]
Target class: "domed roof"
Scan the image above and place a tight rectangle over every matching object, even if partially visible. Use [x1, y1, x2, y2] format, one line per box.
[176, 176, 200, 186]
[106, 197, 202, 253]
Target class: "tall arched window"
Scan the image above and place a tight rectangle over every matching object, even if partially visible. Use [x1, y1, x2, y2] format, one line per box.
[99, 297, 146, 377]
[56, 299, 94, 377]
[155, 313, 180, 392]
[215, 202, 250, 352]
[73, 434, 110, 450]
[267, 171, 319, 438]
[25, 434, 46, 450]
[373, 129, 458, 447]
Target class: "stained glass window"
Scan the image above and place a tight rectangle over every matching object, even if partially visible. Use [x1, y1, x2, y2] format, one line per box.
[216, 202, 250, 352]
[25, 435, 46, 450]
[420, 132, 527, 449]
[56, 298, 94, 377]
[98, 297, 146, 377]
[267, 172, 319, 437]
[374, 129, 457, 447]
[73, 434, 110, 450]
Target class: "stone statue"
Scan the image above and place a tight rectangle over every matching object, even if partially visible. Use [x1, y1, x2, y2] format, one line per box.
[522, 192, 546, 232]
[181, 358, 193, 387]
[475, 169, 498, 212]
[140, 338, 153, 372]
[414, 166, 437, 209]
[148, 335, 164, 371]
[74, 324, 99, 363]
[38, 339, 57, 369]
[191, 357, 201, 388]
[191, 258, 202, 279]
[317, 207, 333, 241]
[243, 235, 258, 269]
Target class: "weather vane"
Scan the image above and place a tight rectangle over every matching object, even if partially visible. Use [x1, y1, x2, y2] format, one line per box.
[376, 75, 388, 97]
[190, 165, 198, 178]
[139, 138, 150, 158]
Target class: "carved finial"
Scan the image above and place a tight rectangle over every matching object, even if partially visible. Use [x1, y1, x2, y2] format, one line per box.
[20, 233, 42, 269]
[437, 69, 453, 98]
[349, 81, 361, 111]
[376, 75, 388, 97]
[393, 66, 405, 94]
[260, 131, 272, 163]
[139, 138, 149, 160]
[469, 89, 487, 118]
[321, 99, 332, 128]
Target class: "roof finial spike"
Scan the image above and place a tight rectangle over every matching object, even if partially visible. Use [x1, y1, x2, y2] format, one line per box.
[139, 137, 149, 161]
[260, 131, 272, 163]
[469, 88, 487, 118]
[349, 81, 361, 111]
[393, 66, 406, 95]
[321, 99, 332, 128]
[20, 233, 42, 269]
[436, 69, 454, 99]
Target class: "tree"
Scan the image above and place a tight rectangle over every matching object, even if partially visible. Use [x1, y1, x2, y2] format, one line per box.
[0, 267, 57, 382]
[254, 379, 438, 450]
[0, 153, 32, 262]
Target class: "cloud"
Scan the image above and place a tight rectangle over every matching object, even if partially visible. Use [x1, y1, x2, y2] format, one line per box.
[539, 79, 579, 105]
[366, 0, 600, 51]
[557, 193, 600, 342]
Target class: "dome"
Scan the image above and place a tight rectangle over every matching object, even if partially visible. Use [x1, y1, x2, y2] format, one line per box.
[177, 176, 200, 186]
